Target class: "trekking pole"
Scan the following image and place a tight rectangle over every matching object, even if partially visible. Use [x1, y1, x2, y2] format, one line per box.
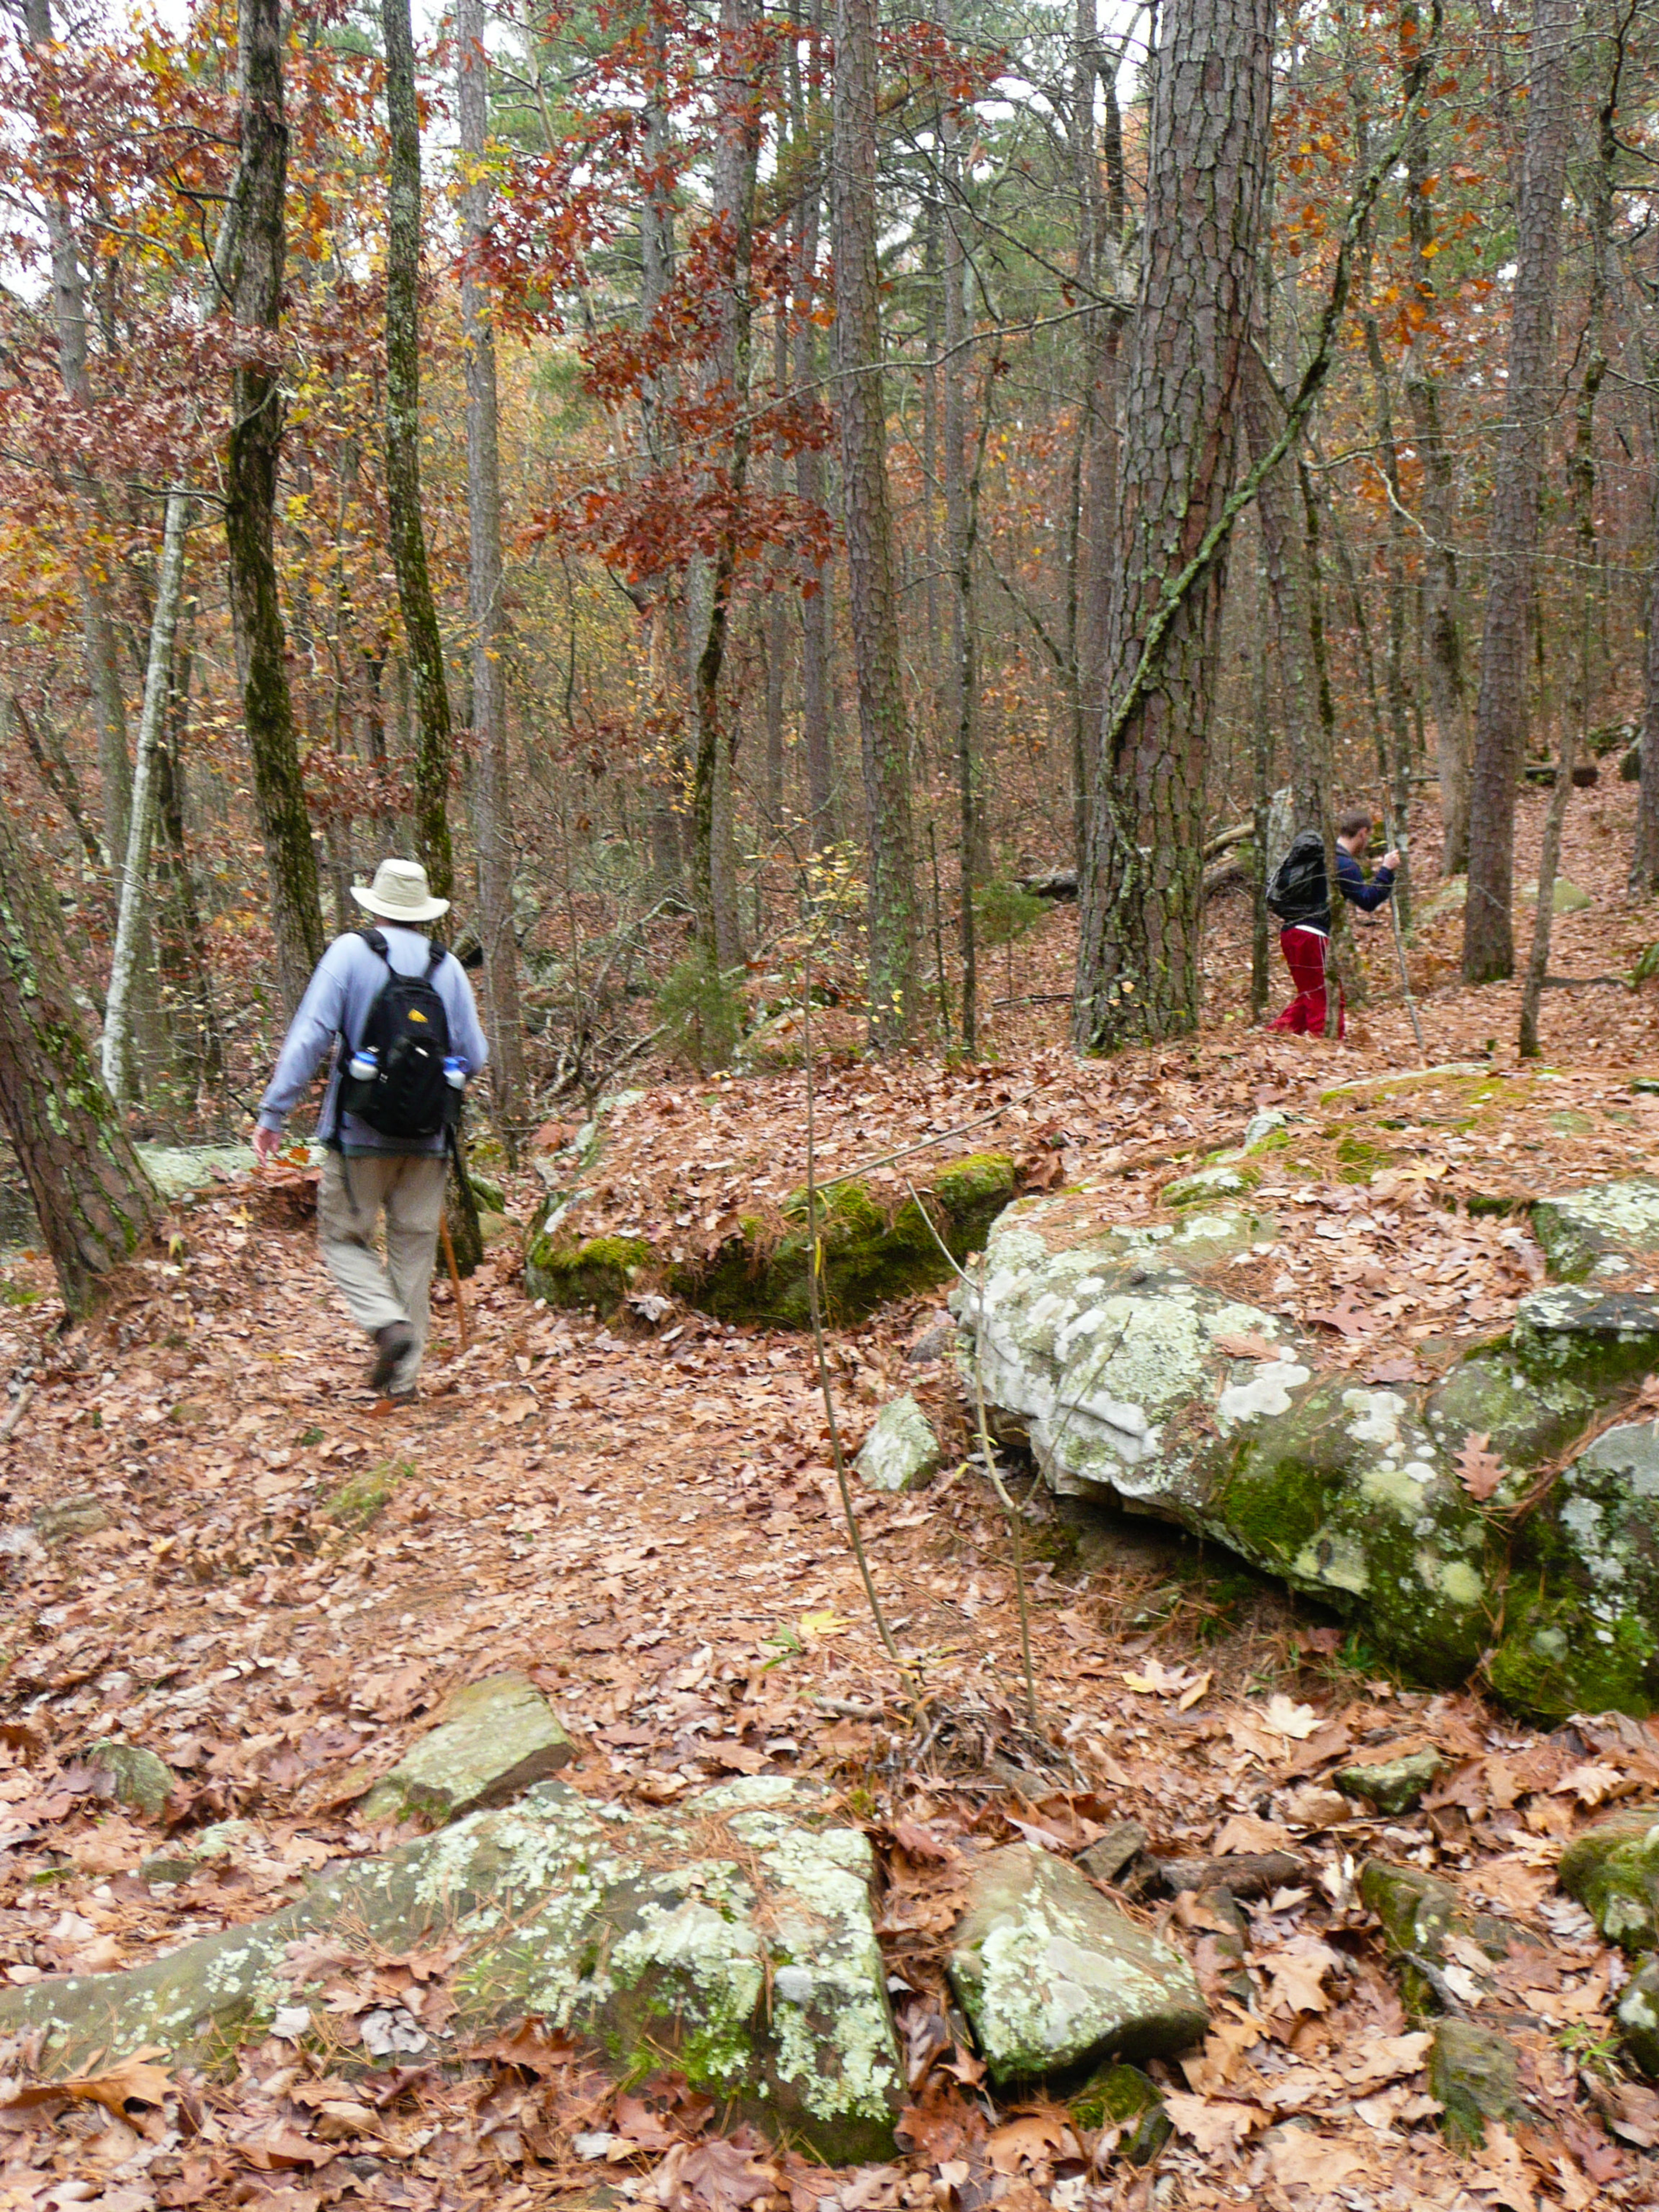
[439, 1214, 470, 1352]
[1388, 835, 1427, 1055]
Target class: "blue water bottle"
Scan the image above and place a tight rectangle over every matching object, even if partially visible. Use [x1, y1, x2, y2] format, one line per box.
[348, 1043, 379, 1082]
[443, 1054, 468, 1091]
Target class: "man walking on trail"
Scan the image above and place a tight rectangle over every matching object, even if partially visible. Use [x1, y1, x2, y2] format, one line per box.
[1267, 809, 1399, 1039]
[252, 859, 489, 1401]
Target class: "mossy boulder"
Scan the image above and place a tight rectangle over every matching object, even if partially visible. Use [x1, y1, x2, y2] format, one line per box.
[1070, 2060, 1170, 2162]
[80, 1741, 174, 1821]
[1429, 2020, 1526, 2150]
[525, 1231, 654, 1314]
[1558, 1808, 1659, 1951]
[0, 1776, 903, 2164]
[952, 1185, 1659, 1719]
[683, 1156, 1018, 1329]
[946, 1843, 1207, 2082]
[1615, 1954, 1659, 2078]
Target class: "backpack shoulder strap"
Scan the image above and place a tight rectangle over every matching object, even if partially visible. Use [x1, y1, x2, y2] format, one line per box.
[358, 925, 392, 965]
[424, 938, 445, 976]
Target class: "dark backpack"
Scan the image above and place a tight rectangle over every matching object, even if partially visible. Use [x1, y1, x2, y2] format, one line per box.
[1265, 830, 1328, 925]
[337, 928, 455, 1141]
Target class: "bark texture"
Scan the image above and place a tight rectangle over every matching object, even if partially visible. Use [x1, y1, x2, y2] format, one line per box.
[382, 0, 455, 905]
[832, 0, 916, 1047]
[457, 0, 524, 1135]
[1074, 0, 1272, 1050]
[221, 0, 324, 1008]
[0, 802, 160, 1317]
[1462, 0, 1573, 985]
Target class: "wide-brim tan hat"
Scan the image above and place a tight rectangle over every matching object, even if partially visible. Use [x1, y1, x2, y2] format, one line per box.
[350, 858, 451, 924]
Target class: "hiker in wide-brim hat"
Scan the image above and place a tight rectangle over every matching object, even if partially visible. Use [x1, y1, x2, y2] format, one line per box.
[252, 859, 488, 1403]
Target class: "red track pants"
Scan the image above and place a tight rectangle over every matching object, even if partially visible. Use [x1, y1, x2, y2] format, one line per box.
[1269, 925, 1344, 1039]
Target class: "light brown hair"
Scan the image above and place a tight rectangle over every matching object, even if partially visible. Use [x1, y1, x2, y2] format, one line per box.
[1336, 807, 1374, 842]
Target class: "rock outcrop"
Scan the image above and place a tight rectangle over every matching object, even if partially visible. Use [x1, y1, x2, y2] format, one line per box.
[0, 1776, 904, 2162]
[951, 1176, 1659, 1718]
[358, 1672, 574, 1825]
[855, 1395, 942, 1493]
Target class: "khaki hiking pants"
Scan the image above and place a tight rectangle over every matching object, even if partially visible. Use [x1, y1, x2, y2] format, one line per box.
[317, 1150, 448, 1391]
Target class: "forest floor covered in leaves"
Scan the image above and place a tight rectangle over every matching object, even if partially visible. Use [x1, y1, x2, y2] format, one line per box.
[2, 782, 1659, 2210]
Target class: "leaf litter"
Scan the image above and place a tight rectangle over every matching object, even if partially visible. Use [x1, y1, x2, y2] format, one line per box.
[0, 789, 1657, 2203]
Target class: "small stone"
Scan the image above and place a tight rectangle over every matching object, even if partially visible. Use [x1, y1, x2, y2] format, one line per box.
[80, 1740, 173, 1821]
[359, 1672, 574, 1825]
[1242, 1109, 1289, 1150]
[1069, 2060, 1170, 2163]
[1335, 1749, 1447, 1816]
[1558, 1806, 1659, 1951]
[907, 1318, 957, 1366]
[1616, 1953, 1659, 2078]
[947, 1842, 1208, 2082]
[32, 1496, 111, 1545]
[853, 1395, 941, 1494]
[140, 1817, 256, 1885]
[1160, 1851, 1305, 1899]
[1191, 1885, 1252, 2004]
[1076, 1821, 1149, 1886]
[1428, 2019, 1525, 2150]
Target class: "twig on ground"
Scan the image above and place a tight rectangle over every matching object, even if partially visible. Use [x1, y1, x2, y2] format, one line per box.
[0, 1385, 34, 1445]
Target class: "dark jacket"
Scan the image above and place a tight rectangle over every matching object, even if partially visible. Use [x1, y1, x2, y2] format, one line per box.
[1274, 839, 1396, 934]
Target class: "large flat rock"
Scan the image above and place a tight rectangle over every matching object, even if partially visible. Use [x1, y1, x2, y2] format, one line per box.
[0, 1777, 904, 2163]
[947, 1843, 1207, 2082]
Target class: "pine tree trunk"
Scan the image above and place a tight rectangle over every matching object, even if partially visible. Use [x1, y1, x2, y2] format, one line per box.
[457, 0, 524, 1144]
[1242, 350, 1320, 831]
[153, 648, 224, 1089]
[1462, 0, 1573, 985]
[795, 184, 837, 852]
[0, 804, 160, 1318]
[1074, 0, 1271, 1052]
[832, 0, 916, 1048]
[382, 0, 454, 905]
[1072, 28, 1122, 870]
[220, 0, 324, 1009]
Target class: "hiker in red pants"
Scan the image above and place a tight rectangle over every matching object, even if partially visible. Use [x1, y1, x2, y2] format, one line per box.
[1265, 810, 1398, 1038]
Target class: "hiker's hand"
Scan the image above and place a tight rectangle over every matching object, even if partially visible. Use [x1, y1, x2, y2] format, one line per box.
[1382, 849, 1401, 871]
[251, 1124, 282, 1167]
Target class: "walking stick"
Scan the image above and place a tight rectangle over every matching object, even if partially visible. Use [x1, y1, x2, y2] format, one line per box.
[1387, 833, 1427, 1055]
[439, 1214, 470, 1352]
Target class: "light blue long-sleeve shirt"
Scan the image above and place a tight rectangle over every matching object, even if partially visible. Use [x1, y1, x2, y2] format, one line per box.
[257, 926, 490, 1154]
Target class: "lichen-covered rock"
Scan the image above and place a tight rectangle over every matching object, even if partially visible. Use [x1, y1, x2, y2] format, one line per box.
[80, 1741, 174, 1820]
[1558, 1807, 1659, 1950]
[524, 1231, 653, 1314]
[854, 1395, 941, 1493]
[1070, 2060, 1171, 2162]
[1615, 1953, 1659, 2078]
[1076, 1821, 1149, 1886]
[134, 1142, 258, 1198]
[1429, 2020, 1526, 2149]
[1532, 1178, 1659, 1282]
[359, 1673, 574, 1825]
[0, 1776, 902, 2163]
[946, 1843, 1207, 2082]
[32, 1495, 111, 1545]
[951, 1185, 1659, 1718]
[1362, 1859, 1536, 2020]
[141, 1818, 256, 1885]
[1335, 1750, 1446, 1816]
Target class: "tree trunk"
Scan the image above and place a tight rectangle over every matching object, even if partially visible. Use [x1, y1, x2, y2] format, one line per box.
[0, 800, 161, 1319]
[382, 0, 454, 904]
[22, 0, 133, 882]
[1074, 0, 1272, 1050]
[220, 0, 324, 1009]
[1402, 8, 1471, 871]
[1636, 446, 1659, 891]
[1462, 0, 1573, 985]
[457, 0, 525, 1144]
[102, 494, 191, 1103]
[153, 648, 225, 1089]
[795, 188, 837, 852]
[1072, 33, 1122, 870]
[832, 0, 916, 1048]
[764, 317, 788, 836]
[1241, 351, 1319, 830]
[687, 0, 762, 980]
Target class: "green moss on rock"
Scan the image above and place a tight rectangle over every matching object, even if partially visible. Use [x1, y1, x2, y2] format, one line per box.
[1558, 1808, 1659, 1951]
[1071, 2061, 1170, 2162]
[525, 1233, 655, 1316]
[1429, 2020, 1526, 2150]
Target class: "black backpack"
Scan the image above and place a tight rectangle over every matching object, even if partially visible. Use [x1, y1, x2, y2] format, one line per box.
[1265, 830, 1328, 925]
[337, 928, 456, 1141]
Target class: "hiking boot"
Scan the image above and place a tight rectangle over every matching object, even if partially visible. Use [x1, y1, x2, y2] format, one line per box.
[369, 1320, 415, 1394]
